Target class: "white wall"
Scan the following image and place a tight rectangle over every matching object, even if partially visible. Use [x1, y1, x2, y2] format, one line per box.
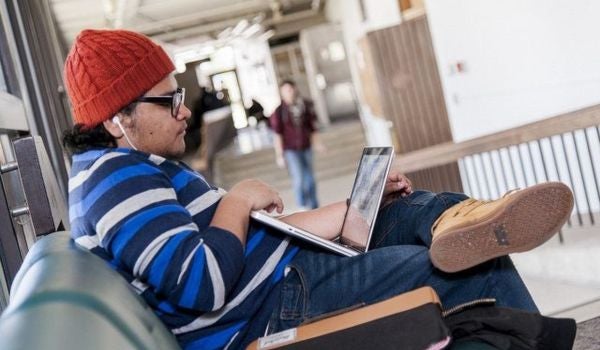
[426, 0, 600, 213]
[325, 0, 401, 146]
[232, 38, 281, 116]
[325, 0, 401, 100]
[426, 0, 600, 141]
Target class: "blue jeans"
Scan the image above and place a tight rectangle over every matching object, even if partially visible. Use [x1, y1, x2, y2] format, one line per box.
[267, 190, 537, 334]
[284, 149, 318, 209]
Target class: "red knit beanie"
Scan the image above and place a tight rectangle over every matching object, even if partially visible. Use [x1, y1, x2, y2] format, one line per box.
[63, 29, 175, 128]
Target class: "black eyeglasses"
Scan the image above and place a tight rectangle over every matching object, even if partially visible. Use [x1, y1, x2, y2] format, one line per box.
[136, 87, 185, 118]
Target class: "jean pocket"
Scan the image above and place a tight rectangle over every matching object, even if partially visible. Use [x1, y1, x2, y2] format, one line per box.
[279, 268, 305, 321]
[404, 191, 434, 206]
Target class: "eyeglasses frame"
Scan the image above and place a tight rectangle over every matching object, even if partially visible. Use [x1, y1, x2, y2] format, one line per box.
[135, 87, 185, 118]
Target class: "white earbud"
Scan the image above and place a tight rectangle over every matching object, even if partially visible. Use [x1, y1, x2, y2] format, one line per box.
[112, 116, 138, 151]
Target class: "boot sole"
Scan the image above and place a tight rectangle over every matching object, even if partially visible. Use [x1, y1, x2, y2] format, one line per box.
[430, 182, 574, 273]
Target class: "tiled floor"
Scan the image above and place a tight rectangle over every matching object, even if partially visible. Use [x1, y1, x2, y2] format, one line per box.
[520, 277, 600, 321]
[512, 224, 600, 321]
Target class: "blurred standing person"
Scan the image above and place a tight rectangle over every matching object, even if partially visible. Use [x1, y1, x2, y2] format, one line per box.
[270, 80, 324, 210]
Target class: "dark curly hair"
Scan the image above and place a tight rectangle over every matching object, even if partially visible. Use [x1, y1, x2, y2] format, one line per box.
[62, 123, 116, 155]
[62, 102, 137, 155]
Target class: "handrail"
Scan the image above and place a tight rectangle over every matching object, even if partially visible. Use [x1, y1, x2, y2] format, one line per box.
[394, 104, 600, 173]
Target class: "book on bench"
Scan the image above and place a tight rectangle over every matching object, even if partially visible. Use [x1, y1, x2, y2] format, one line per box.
[247, 286, 450, 350]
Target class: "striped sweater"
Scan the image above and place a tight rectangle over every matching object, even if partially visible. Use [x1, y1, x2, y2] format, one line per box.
[68, 148, 299, 349]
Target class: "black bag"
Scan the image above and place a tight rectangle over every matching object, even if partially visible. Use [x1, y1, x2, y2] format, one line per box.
[445, 302, 577, 350]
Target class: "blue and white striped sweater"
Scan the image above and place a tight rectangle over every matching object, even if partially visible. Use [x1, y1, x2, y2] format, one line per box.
[68, 148, 299, 349]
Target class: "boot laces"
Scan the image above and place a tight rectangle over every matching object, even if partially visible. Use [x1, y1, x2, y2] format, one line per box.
[451, 188, 520, 217]
[432, 188, 521, 234]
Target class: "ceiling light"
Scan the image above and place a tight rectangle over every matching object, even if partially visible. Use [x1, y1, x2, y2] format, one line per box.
[258, 29, 275, 41]
[231, 19, 249, 36]
[218, 27, 233, 40]
[242, 23, 262, 38]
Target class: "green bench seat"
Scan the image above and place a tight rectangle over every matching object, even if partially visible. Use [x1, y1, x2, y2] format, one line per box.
[0, 231, 181, 350]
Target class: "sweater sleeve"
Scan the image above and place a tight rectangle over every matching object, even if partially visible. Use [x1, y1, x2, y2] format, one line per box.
[71, 153, 244, 312]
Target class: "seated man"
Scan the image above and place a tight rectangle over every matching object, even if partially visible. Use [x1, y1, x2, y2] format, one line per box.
[62, 29, 573, 350]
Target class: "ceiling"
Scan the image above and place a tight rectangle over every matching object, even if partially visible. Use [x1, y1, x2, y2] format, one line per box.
[50, 0, 327, 45]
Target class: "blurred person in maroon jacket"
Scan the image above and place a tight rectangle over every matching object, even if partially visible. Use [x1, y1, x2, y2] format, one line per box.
[270, 80, 325, 209]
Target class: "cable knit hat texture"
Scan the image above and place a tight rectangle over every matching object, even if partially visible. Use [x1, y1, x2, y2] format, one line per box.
[63, 29, 175, 128]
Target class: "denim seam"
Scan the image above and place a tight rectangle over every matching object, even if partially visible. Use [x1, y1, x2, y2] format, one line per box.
[295, 264, 309, 320]
[436, 193, 449, 209]
[279, 285, 302, 319]
[279, 264, 308, 322]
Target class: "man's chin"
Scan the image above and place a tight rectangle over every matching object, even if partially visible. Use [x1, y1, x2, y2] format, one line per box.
[171, 148, 186, 159]
[164, 144, 186, 160]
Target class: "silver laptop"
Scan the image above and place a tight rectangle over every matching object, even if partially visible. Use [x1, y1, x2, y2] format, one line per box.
[250, 147, 394, 257]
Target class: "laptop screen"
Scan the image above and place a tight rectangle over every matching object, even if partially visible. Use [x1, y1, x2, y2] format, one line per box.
[339, 147, 394, 250]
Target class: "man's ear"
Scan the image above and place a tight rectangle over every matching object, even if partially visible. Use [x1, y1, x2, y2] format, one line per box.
[103, 116, 123, 138]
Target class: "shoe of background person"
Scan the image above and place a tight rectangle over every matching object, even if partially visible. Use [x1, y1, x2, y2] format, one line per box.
[430, 182, 574, 273]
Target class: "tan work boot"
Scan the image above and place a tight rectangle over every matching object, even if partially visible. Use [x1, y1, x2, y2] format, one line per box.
[430, 182, 574, 273]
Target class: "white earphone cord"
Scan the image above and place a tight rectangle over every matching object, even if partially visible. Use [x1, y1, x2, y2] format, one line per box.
[113, 116, 138, 151]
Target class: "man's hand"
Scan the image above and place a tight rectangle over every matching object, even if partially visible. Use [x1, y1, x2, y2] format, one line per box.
[275, 154, 286, 169]
[313, 141, 327, 154]
[384, 171, 413, 197]
[228, 179, 284, 214]
[312, 133, 327, 154]
[273, 134, 286, 169]
[212, 179, 283, 245]
[381, 171, 413, 207]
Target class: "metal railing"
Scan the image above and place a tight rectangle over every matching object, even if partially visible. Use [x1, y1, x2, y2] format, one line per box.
[394, 104, 600, 242]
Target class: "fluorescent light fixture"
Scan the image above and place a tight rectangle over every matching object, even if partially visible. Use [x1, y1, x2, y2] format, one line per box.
[231, 19, 249, 36]
[253, 12, 266, 23]
[242, 23, 262, 38]
[258, 29, 275, 41]
[218, 27, 233, 40]
[173, 43, 217, 66]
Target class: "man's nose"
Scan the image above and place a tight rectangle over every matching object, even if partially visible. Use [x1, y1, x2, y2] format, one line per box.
[178, 103, 192, 121]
